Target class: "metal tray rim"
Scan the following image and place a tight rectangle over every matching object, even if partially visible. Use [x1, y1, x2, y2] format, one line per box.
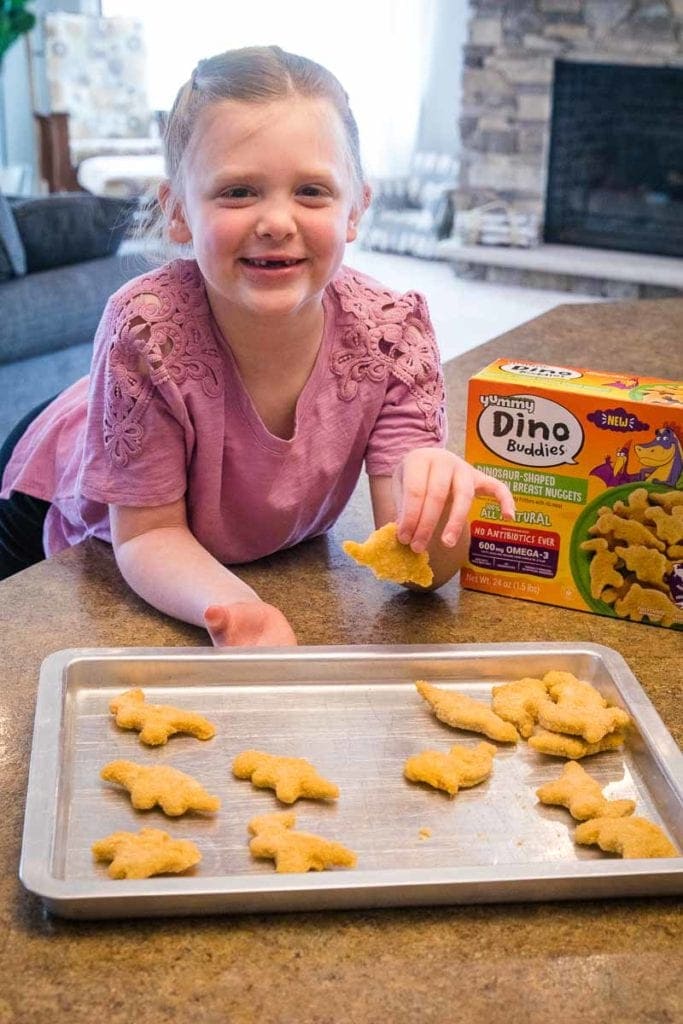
[22, 854, 683, 904]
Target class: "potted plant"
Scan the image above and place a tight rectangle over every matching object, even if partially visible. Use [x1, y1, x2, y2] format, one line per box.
[0, 1, 36, 176]
[0, 0, 35, 64]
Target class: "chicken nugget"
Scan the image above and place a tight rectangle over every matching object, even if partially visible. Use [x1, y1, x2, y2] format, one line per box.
[614, 583, 681, 628]
[651, 491, 683, 512]
[416, 680, 519, 743]
[343, 522, 433, 587]
[611, 487, 651, 523]
[574, 816, 677, 859]
[528, 728, 626, 759]
[404, 741, 497, 796]
[614, 544, 671, 591]
[247, 811, 357, 873]
[643, 506, 683, 547]
[101, 760, 220, 816]
[588, 512, 665, 551]
[232, 750, 339, 803]
[579, 538, 625, 600]
[109, 688, 216, 746]
[491, 676, 549, 739]
[92, 827, 201, 879]
[536, 672, 631, 744]
[536, 761, 635, 821]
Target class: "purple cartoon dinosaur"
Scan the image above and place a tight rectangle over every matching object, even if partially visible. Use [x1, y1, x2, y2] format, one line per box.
[589, 443, 636, 486]
[590, 426, 683, 488]
[635, 425, 683, 486]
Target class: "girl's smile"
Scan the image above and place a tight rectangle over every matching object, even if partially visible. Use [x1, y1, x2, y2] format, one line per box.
[165, 96, 364, 337]
[238, 255, 308, 279]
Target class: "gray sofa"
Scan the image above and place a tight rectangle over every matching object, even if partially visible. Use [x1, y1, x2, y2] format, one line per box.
[0, 192, 145, 440]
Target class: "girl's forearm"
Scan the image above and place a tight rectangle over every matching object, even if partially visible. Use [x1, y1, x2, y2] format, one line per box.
[113, 525, 259, 627]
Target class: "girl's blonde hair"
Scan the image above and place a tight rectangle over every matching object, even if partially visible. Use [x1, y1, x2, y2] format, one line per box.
[167, 45, 365, 199]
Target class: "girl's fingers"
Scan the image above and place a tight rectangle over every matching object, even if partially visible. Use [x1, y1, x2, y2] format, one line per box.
[441, 471, 514, 546]
[473, 472, 516, 519]
[395, 451, 515, 553]
[396, 456, 431, 545]
[441, 478, 475, 546]
[409, 459, 459, 551]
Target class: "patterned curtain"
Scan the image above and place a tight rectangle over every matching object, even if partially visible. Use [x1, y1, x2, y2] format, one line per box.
[44, 13, 150, 140]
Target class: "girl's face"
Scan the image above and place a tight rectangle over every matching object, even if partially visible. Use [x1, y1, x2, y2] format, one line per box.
[165, 96, 364, 326]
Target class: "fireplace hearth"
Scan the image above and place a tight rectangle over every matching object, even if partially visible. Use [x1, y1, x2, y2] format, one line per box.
[545, 60, 683, 258]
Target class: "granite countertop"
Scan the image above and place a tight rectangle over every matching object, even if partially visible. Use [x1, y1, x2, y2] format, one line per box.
[0, 298, 681, 1024]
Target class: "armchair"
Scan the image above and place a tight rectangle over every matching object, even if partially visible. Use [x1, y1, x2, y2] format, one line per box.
[359, 151, 458, 259]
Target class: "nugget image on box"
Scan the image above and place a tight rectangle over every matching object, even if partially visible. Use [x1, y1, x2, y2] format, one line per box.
[462, 360, 683, 629]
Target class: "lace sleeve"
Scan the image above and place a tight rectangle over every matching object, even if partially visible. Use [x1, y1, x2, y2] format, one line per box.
[330, 269, 446, 437]
[103, 262, 223, 468]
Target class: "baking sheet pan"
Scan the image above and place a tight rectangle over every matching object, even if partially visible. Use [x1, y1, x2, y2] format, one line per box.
[20, 643, 683, 918]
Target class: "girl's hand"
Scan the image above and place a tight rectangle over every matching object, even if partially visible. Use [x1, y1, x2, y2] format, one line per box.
[204, 601, 298, 647]
[393, 447, 515, 552]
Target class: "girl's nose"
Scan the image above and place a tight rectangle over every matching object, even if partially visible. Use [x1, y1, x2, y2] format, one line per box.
[255, 199, 297, 240]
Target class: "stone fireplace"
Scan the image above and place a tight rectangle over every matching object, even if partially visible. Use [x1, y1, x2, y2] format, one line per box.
[442, 0, 683, 296]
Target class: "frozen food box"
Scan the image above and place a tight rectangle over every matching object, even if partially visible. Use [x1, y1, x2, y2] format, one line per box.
[462, 359, 683, 630]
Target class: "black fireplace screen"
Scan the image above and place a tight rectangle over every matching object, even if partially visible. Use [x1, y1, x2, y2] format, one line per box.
[544, 60, 683, 257]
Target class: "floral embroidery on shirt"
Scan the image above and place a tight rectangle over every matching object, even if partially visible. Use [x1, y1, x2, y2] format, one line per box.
[104, 261, 223, 466]
[330, 269, 445, 436]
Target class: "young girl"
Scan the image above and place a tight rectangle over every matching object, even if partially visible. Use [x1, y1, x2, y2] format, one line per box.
[0, 46, 514, 646]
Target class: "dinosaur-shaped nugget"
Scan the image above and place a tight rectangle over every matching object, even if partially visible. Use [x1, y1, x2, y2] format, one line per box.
[109, 688, 216, 746]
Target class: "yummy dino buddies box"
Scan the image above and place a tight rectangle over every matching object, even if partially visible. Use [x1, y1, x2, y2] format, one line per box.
[462, 359, 683, 630]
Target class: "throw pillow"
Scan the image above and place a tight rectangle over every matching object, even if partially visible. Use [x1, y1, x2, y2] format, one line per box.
[0, 194, 27, 281]
[8, 193, 135, 273]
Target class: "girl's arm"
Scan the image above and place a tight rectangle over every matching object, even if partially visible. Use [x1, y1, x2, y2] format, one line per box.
[369, 448, 515, 591]
[109, 499, 297, 646]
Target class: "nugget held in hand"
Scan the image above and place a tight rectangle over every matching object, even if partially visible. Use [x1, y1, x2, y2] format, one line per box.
[491, 676, 549, 739]
[92, 827, 201, 879]
[575, 815, 677, 858]
[536, 671, 631, 744]
[343, 522, 433, 586]
[536, 760, 635, 821]
[416, 681, 519, 742]
[109, 688, 216, 746]
[232, 750, 339, 804]
[528, 728, 626, 759]
[404, 741, 497, 796]
[101, 760, 221, 816]
[247, 811, 357, 873]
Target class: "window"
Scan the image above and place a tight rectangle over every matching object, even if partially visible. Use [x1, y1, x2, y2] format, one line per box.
[101, 0, 437, 175]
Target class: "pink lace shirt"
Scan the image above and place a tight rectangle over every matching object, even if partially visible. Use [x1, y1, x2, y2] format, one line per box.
[2, 260, 447, 563]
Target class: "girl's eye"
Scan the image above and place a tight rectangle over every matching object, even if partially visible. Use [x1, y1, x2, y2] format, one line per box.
[297, 185, 330, 199]
[221, 186, 255, 200]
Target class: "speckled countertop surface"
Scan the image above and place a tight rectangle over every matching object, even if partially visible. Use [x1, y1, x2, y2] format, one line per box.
[1, 299, 681, 1024]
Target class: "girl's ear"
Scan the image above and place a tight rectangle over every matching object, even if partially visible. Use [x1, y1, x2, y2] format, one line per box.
[157, 180, 192, 244]
[346, 182, 373, 243]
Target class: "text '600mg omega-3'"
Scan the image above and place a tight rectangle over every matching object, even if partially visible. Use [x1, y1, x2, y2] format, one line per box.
[463, 360, 683, 630]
